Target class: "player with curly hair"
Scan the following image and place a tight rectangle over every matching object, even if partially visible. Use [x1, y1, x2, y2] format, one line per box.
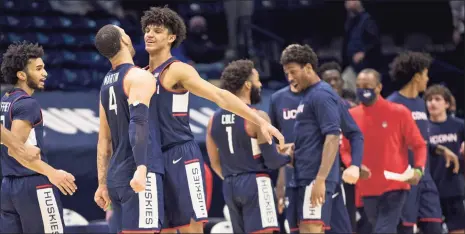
[388, 51, 459, 234]
[139, 6, 285, 233]
[0, 42, 77, 233]
[206, 59, 292, 233]
[280, 44, 364, 233]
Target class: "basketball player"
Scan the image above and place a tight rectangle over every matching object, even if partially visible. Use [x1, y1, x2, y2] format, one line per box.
[140, 7, 284, 233]
[271, 59, 363, 234]
[206, 59, 292, 233]
[280, 44, 364, 233]
[0, 41, 77, 233]
[93, 25, 164, 233]
[388, 51, 459, 234]
[424, 85, 464, 233]
[1, 124, 40, 162]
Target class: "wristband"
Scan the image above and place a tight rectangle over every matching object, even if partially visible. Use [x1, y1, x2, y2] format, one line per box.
[414, 168, 423, 177]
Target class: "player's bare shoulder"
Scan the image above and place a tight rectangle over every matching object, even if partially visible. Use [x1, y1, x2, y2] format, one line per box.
[160, 61, 194, 90]
[127, 67, 156, 81]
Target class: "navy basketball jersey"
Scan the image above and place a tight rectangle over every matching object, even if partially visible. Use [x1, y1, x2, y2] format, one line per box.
[388, 91, 432, 180]
[100, 63, 137, 187]
[210, 108, 267, 177]
[428, 116, 464, 198]
[1, 88, 46, 177]
[149, 57, 194, 151]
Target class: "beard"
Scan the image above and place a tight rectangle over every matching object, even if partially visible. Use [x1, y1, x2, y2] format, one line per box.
[26, 74, 42, 91]
[250, 86, 261, 105]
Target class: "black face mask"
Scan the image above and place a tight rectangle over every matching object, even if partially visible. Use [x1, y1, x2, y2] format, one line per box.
[356, 88, 376, 105]
[250, 85, 261, 105]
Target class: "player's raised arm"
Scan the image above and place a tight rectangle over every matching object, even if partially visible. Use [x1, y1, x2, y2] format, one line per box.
[169, 62, 285, 147]
[126, 68, 156, 192]
[1, 124, 40, 162]
[10, 100, 76, 195]
[205, 117, 223, 180]
[95, 98, 112, 210]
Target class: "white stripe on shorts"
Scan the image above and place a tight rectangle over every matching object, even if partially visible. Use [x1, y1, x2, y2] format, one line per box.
[302, 181, 322, 219]
[256, 176, 279, 228]
[37, 186, 64, 233]
[185, 161, 208, 219]
[138, 172, 159, 229]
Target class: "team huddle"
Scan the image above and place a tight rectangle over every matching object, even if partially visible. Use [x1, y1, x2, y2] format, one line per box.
[0, 5, 463, 234]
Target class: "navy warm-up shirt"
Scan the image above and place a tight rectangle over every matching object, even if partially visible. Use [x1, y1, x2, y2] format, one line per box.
[1, 88, 46, 177]
[269, 86, 302, 188]
[428, 116, 464, 198]
[294, 81, 362, 184]
[388, 91, 431, 181]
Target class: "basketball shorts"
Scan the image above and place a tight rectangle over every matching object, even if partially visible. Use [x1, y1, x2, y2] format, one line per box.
[223, 173, 280, 233]
[108, 172, 164, 233]
[400, 180, 443, 226]
[163, 140, 208, 229]
[440, 196, 465, 231]
[297, 180, 337, 230]
[328, 183, 352, 233]
[285, 186, 299, 234]
[1, 175, 64, 233]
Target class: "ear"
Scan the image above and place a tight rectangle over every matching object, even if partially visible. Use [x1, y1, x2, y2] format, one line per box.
[244, 80, 252, 90]
[304, 63, 314, 74]
[376, 83, 383, 94]
[168, 34, 176, 44]
[16, 71, 27, 81]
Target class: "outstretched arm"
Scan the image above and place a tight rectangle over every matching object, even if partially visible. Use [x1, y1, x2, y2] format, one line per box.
[170, 62, 284, 147]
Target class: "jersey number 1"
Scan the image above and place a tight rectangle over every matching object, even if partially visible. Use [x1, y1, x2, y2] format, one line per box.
[109, 86, 117, 115]
[226, 126, 234, 154]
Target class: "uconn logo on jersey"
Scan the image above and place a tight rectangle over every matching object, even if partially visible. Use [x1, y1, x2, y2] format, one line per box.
[296, 104, 304, 115]
[411, 111, 428, 121]
[429, 133, 458, 144]
[282, 108, 298, 120]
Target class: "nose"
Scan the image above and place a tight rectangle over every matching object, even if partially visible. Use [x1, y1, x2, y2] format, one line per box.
[43, 69, 48, 78]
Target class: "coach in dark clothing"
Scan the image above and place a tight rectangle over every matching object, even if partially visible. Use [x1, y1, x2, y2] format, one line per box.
[342, 0, 381, 73]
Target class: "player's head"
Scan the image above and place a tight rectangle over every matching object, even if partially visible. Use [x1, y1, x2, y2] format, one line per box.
[356, 68, 382, 106]
[345, 0, 363, 13]
[1, 41, 46, 90]
[424, 84, 454, 117]
[280, 44, 319, 93]
[221, 59, 262, 105]
[390, 51, 432, 92]
[95, 24, 135, 60]
[319, 61, 343, 95]
[141, 6, 187, 54]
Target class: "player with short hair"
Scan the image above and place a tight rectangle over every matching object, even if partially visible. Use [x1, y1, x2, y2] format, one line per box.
[280, 44, 364, 233]
[388, 51, 460, 234]
[0, 41, 77, 233]
[206, 59, 292, 233]
[93, 24, 164, 233]
[1, 124, 40, 162]
[140, 6, 284, 233]
[319, 61, 357, 108]
[424, 85, 464, 234]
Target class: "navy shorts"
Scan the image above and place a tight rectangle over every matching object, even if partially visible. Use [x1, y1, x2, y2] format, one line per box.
[163, 140, 208, 229]
[400, 180, 443, 226]
[1, 175, 64, 233]
[223, 173, 280, 233]
[297, 180, 337, 230]
[440, 197, 465, 231]
[328, 183, 352, 233]
[363, 189, 408, 233]
[108, 172, 164, 233]
[285, 186, 299, 233]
